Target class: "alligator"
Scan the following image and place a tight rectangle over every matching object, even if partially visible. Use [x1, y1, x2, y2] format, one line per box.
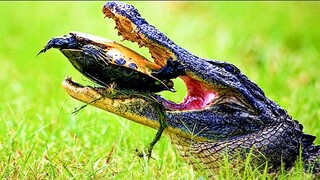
[45, 1, 320, 177]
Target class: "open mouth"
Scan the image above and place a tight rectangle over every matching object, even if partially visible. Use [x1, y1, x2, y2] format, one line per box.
[45, 2, 220, 113]
[76, 3, 218, 111]
[156, 76, 217, 111]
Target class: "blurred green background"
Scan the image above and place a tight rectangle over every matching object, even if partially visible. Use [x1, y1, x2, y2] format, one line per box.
[0, 1, 319, 179]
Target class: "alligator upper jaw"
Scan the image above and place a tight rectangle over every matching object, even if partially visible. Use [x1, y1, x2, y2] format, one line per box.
[100, 2, 220, 112]
[102, 1, 175, 67]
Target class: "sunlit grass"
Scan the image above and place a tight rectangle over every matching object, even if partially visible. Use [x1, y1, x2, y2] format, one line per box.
[0, 1, 319, 179]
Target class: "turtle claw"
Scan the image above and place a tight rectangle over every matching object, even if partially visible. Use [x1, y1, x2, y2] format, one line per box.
[36, 48, 46, 56]
[37, 42, 52, 56]
[135, 148, 155, 160]
[152, 58, 186, 80]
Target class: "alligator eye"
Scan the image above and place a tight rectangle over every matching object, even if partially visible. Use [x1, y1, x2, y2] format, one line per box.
[224, 65, 236, 73]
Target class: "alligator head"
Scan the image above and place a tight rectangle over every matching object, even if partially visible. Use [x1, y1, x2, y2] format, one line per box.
[58, 1, 319, 176]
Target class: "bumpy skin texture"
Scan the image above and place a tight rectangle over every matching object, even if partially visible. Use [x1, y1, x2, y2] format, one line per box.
[60, 1, 319, 177]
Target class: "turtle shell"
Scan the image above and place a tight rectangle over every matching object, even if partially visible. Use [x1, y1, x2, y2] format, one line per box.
[39, 32, 174, 92]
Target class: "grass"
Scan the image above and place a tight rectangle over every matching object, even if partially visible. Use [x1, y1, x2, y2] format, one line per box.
[0, 1, 319, 179]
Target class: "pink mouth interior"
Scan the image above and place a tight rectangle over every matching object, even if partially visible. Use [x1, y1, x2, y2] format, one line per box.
[161, 76, 218, 111]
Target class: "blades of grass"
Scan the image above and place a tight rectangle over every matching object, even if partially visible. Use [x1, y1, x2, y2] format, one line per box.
[62, 163, 75, 178]
[241, 149, 252, 179]
[222, 150, 230, 180]
[261, 161, 269, 180]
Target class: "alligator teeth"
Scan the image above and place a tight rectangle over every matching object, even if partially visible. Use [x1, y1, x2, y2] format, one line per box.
[138, 42, 144, 48]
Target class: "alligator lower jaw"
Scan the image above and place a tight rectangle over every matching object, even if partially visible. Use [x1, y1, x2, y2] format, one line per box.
[62, 77, 214, 141]
[62, 75, 218, 112]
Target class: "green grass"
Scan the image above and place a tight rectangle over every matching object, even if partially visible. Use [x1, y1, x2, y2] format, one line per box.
[0, 1, 319, 179]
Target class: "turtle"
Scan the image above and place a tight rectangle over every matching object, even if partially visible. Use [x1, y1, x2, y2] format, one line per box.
[38, 32, 175, 92]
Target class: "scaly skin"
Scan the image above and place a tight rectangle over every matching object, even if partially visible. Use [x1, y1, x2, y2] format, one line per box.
[57, 1, 319, 177]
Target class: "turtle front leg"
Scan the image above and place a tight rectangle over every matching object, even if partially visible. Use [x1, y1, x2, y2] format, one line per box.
[151, 58, 186, 80]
